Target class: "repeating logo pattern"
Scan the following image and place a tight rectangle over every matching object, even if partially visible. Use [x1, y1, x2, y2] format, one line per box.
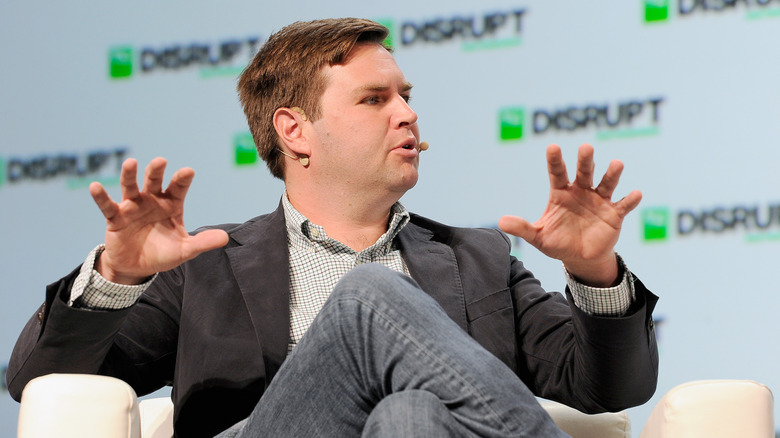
[234, 133, 258, 166]
[108, 37, 262, 80]
[499, 97, 664, 143]
[642, 203, 780, 243]
[0, 148, 128, 189]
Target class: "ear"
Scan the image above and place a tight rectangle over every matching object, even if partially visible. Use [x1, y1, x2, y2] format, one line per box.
[273, 107, 311, 156]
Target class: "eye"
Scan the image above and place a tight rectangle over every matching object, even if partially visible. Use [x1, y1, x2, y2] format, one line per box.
[363, 96, 382, 105]
[402, 94, 412, 104]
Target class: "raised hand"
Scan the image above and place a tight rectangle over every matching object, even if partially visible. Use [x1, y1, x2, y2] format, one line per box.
[89, 157, 229, 285]
[498, 144, 642, 287]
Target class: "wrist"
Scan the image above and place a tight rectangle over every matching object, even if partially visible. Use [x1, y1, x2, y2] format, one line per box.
[95, 249, 149, 285]
[562, 253, 621, 288]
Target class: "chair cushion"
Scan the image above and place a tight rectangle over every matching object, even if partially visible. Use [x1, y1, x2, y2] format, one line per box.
[139, 397, 174, 438]
[540, 400, 632, 438]
[18, 374, 141, 438]
[640, 380, 774, 438]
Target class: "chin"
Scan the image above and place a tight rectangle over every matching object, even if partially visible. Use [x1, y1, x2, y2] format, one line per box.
[399, 173, 419, 193]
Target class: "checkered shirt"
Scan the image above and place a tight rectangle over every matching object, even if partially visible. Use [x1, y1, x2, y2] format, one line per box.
[69, 199, 635, 352]
[282, 195, 411, 351]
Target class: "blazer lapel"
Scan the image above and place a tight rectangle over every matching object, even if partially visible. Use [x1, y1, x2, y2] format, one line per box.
[221, 205, 471, 376]
[398, 220, 469, 332]
[225, 202, 291, 377]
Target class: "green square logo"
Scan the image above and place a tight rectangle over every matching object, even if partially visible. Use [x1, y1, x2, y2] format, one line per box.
[644, 0, 669, 22]
[642, 207, 670, 241]
[234, 132, 258, 166]
[499, 107, 525, 141]
[375, 18, 395, 49]
[109, 46, 134, 79]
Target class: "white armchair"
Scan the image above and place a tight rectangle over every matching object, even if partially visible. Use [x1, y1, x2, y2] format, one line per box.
[16, 374, 774, 438]
[16, 374, 171, 438]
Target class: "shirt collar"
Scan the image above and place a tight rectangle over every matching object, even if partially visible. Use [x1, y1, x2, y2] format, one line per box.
[282, 193, 410, 254]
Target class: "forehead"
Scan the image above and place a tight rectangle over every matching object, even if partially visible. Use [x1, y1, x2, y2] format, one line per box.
[321, 43, 411, 93]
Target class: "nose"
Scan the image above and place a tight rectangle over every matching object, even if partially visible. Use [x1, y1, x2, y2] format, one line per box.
[393, 95, 418, 129]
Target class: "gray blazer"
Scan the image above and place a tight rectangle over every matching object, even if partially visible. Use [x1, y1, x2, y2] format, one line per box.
[8, 202, 658, 437]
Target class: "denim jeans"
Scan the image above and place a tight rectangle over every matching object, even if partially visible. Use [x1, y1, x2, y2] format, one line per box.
[216, 263, 568, 437]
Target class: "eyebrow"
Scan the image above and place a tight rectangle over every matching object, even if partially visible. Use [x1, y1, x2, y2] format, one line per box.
[355, 81, 414, 94]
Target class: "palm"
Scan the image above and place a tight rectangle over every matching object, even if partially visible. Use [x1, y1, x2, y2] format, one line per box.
[499, 144, 641, 285]
[528, 179, 622, 261]
[90, 158, 228, 284]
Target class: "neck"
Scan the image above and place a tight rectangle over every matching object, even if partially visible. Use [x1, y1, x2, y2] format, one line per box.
[285, 182, 400, 252]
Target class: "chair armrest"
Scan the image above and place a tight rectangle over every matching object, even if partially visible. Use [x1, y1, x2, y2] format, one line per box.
[18, 374, 141, 438]
[640, 379, 774, 438]
[539, 400, 632, 438]
[139, 397, 174, 438]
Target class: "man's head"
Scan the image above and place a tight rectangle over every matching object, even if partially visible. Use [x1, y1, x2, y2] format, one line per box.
[238, 18, 389, 179]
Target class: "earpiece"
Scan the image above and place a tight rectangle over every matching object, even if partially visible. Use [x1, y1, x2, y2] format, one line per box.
[278, 149, 310, 167]
[290, 106, 308, 121]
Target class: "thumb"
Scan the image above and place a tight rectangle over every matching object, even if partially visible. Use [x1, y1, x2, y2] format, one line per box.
[498, 215, 536, 241]
[182, 229, 230, 260]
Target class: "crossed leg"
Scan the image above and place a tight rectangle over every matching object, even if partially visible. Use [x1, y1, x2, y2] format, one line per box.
[218, 264, 567, 438]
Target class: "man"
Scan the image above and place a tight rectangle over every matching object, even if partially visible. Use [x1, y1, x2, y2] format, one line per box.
[8, 18, 658, 437]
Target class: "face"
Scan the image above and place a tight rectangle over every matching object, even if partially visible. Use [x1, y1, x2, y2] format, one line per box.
[307, 43, 421, 202]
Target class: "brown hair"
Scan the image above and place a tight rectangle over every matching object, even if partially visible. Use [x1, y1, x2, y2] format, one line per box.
[237, 18, 389, 179]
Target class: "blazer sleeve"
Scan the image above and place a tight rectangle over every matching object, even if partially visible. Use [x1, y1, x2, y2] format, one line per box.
[508, 253, 659, 413]
[6, 265, 181, 401]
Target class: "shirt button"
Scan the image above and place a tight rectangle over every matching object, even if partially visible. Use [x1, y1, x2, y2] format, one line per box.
[311, 229, 320, 238]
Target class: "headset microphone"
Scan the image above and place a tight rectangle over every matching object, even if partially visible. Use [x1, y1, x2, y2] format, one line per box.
[419, 141, 429, 152]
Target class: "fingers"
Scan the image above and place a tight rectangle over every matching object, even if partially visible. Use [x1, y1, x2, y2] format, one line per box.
[574, 144, 595, 189]
[95, 157, 196, 218]
[125, 157, 194, 200]
[167, 167, 196, 201]
[614, 190, 643, 217]
[89, 181, 119, 220]
[595, 159, 624, 199]
[546, 144, 569, 190]
[142, 158, 197, 201]
[120, 158, 140, 201]
[546, 143, 640, 215]
[143, 157, 168, 195]
[570, 145, 634, 205]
